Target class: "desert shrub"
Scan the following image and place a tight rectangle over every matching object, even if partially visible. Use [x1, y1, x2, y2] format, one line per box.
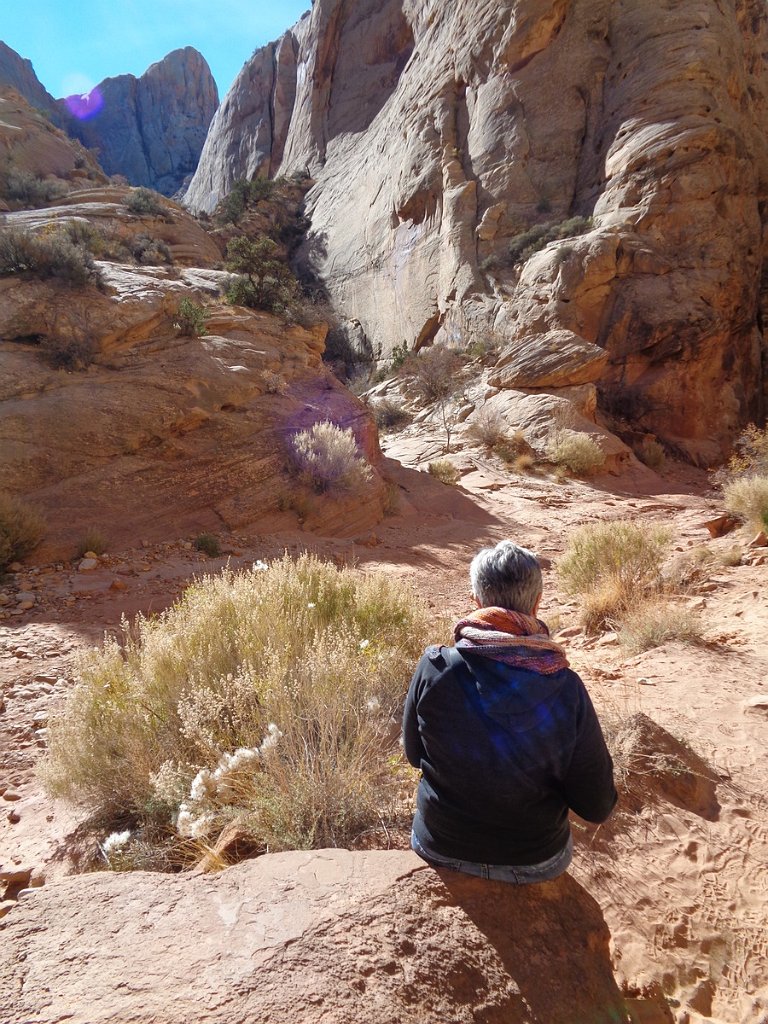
[129, 234, 173, 266]
[558, 521, 671, 633]
[617, 600, 706, 654]
[217, 177, 275, 224]
[0, 227, 101, 286]
[290, 421, 373, 493]
[41, 554, 435, 858]
[173, 297, 208, 337]
[722, 474, 768, 529]
[0, 494, 46, 570]
[260, 369, 288, 395]
[225, 234, 300, 317]
[465, 406, 507, 448]
[546, 428, 606, 476]
[508, 215, 592, 266]
[75, 528, 108, 558]
[719, 423, 768, 481]
[636, 436, 666, 471]
[194, 533, 221, 557]
[2, 170, 67, 208]
[399, 344, 464, 403]
[372, 398, 412, 432]
[427, 460, 460, 485]
[122, 188, 165, 218]
[40, 334, 96, 370]
[63, 221, 131, 262]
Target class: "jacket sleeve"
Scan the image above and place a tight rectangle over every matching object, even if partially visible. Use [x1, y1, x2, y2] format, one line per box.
[402, 656, 428, 768]
[561, 678, 618, 823]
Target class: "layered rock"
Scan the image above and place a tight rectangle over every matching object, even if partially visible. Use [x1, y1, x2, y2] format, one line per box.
[186, 0, 768, 462]
[64, 48, 218, 196]
[0, 849, 633, 1024]
[0, 190, 385, 558]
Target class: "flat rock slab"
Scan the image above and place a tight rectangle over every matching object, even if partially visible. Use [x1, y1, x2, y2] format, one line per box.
[0, 849, 630, 1024]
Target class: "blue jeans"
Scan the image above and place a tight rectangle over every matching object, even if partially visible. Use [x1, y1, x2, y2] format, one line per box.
[411, 830, 573, 885]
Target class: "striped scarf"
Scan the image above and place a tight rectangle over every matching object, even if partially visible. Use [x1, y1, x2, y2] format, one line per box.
[454, 606, 568, 675]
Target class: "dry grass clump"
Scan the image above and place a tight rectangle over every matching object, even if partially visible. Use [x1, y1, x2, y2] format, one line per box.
[42, 554, 436, 863]
[722, 475, 768, 530]
[465, 406, 508, 448]
[558, 521, 671, 633]
[75, 528, 108, 559]
[636, 436, 666, 471]
[546, 428, 606, 476]
[427, 460, 460, 485]
[0, 494, 46, 571]
[372, 397, 412, 432]
[617, 600, 706, 654]
[290, 421, 373, 493]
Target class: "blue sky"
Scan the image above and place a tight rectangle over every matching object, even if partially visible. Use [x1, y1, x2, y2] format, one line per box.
[2, 1, 310, 100]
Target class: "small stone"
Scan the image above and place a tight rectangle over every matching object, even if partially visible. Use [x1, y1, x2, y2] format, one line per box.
[702, 514, 739, 539]
[8, 562, 23, 572]
[596, 631, 619, 647]
[0, 901, 17, 919]
[78, 558, 99, 572]
[2, 791, 21, 802]
[0, 594, 10, 606]
[16, 591, 36, 603]
[16, 601, 34, 611]
[7, 809, 20, 824]
[33, 673, 57, 684]
[557, 625, 581, 639]
[747, 530, 768, 549]
[109, 579, 128, 591]
[32, 711, 48, 725]
[82, 550, 100, 559]
[743, 695, 768, 714]
[16, 888, 38, 900]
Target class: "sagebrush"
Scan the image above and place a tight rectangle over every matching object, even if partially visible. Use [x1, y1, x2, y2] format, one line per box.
[546, 428, 605, 476]
[42, 554, 437, 861]
[290, 421, 372, 493]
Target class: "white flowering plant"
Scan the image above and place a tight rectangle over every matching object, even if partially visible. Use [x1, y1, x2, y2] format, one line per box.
[42, 553, 441, 865]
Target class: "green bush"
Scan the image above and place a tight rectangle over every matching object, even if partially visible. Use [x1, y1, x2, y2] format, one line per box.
[225, 234, 300, 317]
[41, 554, 435, 860]
[75, 529, 108, 558]
[40, 334, 96, 370]
[122, 188, 166, 217]
[129, 234, 173, 266]
[217, 177, 276, 224]
[173, 297, 208, 337]
[194, 533, 221, 557]
[0, 494, 46, 570]
[508, 215, 592, 266]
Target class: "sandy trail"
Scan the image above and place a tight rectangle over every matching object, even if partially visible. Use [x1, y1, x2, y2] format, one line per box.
[1, 448, 767, 1022]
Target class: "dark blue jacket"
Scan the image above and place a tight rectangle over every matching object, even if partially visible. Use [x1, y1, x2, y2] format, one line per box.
[403, 644, 617, 865]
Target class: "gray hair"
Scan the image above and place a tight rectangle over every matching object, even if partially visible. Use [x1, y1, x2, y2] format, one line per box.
[469, 541, 542, 614]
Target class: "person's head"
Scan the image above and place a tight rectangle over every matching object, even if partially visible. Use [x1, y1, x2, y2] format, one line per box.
[469, 541, 542, 615]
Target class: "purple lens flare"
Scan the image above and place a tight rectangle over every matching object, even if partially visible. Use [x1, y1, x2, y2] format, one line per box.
[65, 87, 103, 120]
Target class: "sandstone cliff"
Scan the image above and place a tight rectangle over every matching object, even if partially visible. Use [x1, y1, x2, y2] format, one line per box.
[186, 0, 768, 463]
[64, 48, 218, 196]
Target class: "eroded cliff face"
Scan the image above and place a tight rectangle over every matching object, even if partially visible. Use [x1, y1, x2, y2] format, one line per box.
[65, 48, 219, 196]
[186, 0, 768, 462]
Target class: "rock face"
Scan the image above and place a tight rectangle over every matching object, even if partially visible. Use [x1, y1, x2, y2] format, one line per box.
[64, 48, 219, 196]
[0, 849, 631, 1024]
[0, 41, 59, 119]
[0, 189, 385, 558]
[186, 0, 768, 462]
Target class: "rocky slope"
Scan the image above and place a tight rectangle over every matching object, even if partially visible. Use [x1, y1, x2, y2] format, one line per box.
[186, 0, 768, 463]
[64, 48, 218, 196]
[0, 42, 59, 120]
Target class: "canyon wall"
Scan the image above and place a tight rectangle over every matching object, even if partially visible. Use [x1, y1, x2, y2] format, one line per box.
[66, 48, 219, 196]
[186, 0, 768, 462]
